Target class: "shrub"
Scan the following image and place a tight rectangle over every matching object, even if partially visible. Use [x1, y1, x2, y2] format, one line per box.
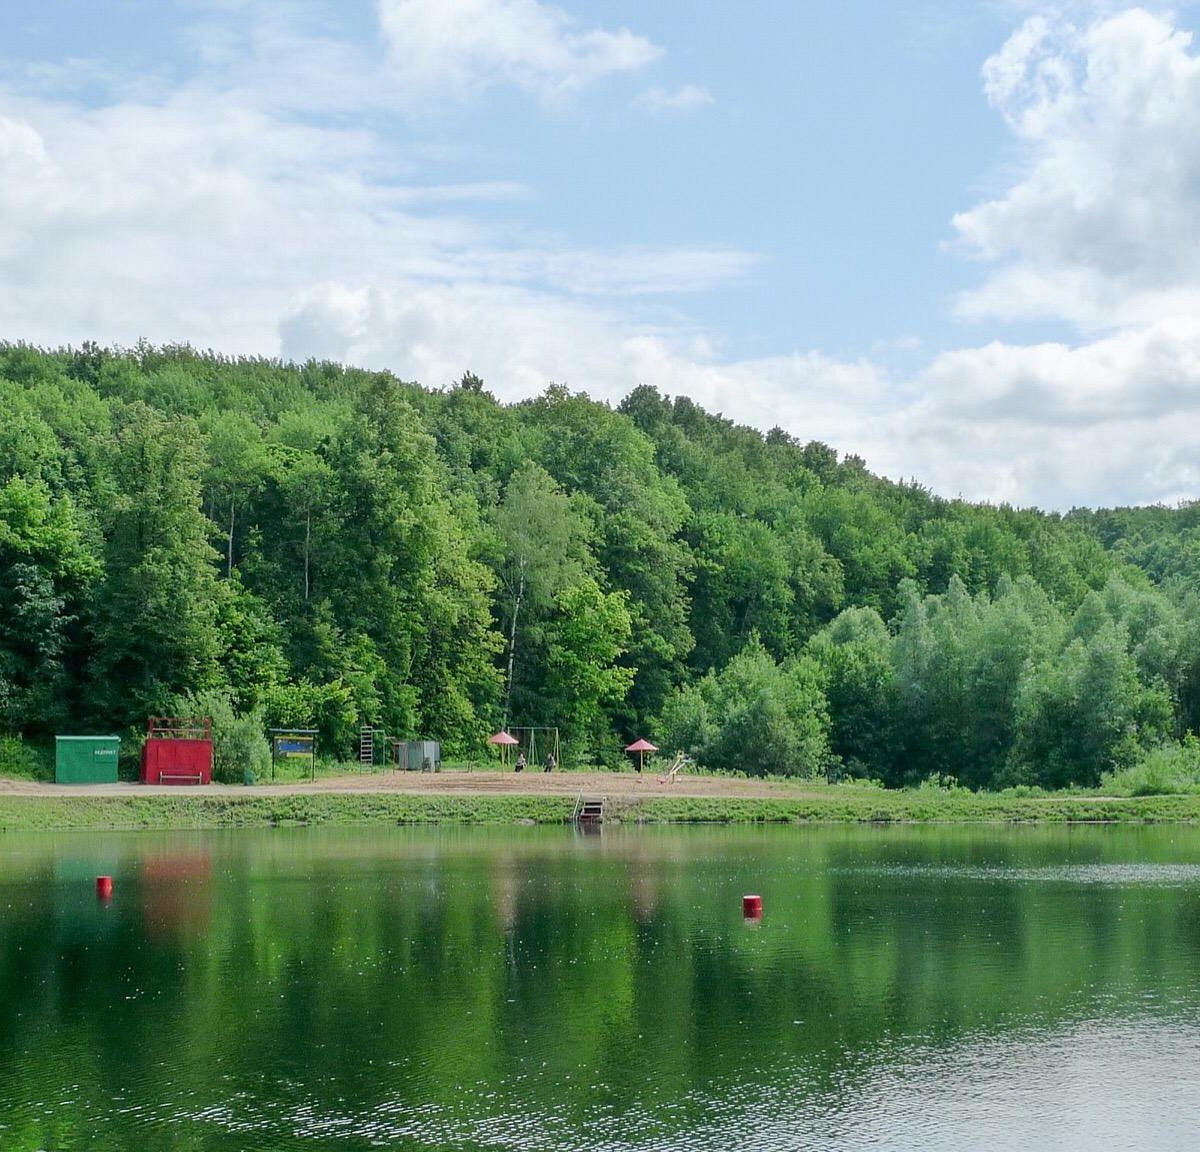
[916, 772, 964, 792]
[172, 688, 271, 784]
[657, 636, 831, 778]
[0, 734, 51, 780]
[1101, 738, 1200, 796]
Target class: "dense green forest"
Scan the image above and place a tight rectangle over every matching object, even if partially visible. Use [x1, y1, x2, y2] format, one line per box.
[3, 340, 1200, 790]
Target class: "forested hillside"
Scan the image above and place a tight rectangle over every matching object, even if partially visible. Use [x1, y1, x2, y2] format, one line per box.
[3, 341, 1199, 789]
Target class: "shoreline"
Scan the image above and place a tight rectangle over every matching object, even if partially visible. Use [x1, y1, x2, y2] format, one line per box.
[2, 770, 1199, 830]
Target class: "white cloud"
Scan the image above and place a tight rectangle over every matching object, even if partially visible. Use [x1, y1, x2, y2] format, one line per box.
[634, 84, 714, 112]
[7, 3, 1200, 512]
[896, 320, 1200, 507]
[925, 7, 1200, 506]
[470, 244, 761, 296]
[0, 113, 47, 165]
[0, 73, 754, 349]
[377, 0, 662, 103]
[280, 280, 630, 393]
[277, 282, 900, 471]
[391, 181, 528, 204]
[617, 321, 1200, 510]
[953, 8, 1200, 329]
[307, 295, 1200, 509]
[4, 58, 1198, 511]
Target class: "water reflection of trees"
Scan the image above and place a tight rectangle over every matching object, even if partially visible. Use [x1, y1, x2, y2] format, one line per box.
[1, 826, 1199, 1146]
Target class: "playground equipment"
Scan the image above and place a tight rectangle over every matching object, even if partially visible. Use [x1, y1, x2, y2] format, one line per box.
[656, 751, 692, 784]
[510, 726, 561, 771]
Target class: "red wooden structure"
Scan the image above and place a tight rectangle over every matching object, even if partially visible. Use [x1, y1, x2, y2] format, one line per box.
[141, 717, 214, 785]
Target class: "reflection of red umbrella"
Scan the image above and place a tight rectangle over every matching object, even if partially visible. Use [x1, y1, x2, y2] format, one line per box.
[487, 730, 519, 769]
[625, 738, 658, 774]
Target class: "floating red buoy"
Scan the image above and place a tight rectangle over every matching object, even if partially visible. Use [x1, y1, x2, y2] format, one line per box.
[96, 875, 113, 900]
[743, 893, 762, 918]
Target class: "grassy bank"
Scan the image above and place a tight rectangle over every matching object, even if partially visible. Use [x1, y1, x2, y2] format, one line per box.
[0, 792, 576, 831]
[4, 784, 1200, 831]
[627, 790, 1200, 824]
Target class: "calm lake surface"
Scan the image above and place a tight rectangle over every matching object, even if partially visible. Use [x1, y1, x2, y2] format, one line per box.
[3, 824, 1200, 1150]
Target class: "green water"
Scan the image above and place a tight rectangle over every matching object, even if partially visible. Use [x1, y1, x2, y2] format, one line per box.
[2, 824, 1200, 1149]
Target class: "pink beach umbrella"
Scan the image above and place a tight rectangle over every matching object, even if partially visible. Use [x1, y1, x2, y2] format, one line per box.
[624, 738, 658, 774]
[487, 730, 519, 767]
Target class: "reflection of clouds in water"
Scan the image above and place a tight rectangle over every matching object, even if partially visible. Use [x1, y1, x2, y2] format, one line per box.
[837, 863, 1200, 887]
[761, 1019, 1200, 1152]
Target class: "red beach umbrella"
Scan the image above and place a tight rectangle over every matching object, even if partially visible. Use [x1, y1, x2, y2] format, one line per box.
[624, 738, 658, 774]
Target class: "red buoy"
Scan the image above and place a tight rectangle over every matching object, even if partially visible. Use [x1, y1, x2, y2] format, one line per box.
[96, 875, 113, 900]
[743, 893, 762, 918]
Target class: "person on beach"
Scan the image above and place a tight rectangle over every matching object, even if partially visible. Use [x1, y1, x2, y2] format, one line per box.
[543, 752, 556, 773]
[515, 752, 526, 772]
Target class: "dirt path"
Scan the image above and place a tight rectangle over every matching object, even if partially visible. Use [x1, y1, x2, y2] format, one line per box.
[0, 769, 826, 800]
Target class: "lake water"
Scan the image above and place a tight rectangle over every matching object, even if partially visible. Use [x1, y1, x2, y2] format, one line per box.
[2, 824, 1200, 1150]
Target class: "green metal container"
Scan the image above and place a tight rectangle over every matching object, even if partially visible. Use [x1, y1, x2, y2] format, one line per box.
[55, 736, 120, 784]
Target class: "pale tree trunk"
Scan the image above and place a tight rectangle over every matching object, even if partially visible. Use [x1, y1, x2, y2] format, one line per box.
[502, 556, 526, 728]
[227, 492, 235, 579]
[304, 507, 311, 602]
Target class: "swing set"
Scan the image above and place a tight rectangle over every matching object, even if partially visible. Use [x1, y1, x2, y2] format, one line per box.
[510, 725, 561, 771]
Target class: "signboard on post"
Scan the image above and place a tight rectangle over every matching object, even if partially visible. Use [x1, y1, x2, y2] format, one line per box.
[269, 729, 318, 782]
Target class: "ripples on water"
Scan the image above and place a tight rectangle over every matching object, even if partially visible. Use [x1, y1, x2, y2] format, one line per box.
[843, 862, 1200, 887]
[54, 1020, 1197, 1151]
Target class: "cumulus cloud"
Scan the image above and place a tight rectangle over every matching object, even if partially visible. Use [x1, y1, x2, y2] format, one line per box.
[895, 320, 1200, 506]
[923, 7, 1200, 506]
[953, 8, 1200, 328]
[280, 280, 630, 393]
[620, 318, 1200, 510]
[278, 282, 899, 471]
[277, 269, 1200, 508]
[0, 113, 47, 165]
[377, 0, 662, 103]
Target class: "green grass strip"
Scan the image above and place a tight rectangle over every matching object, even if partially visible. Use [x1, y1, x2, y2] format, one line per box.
[4, 787, 1200, 831]
[0, 793, 574, 831]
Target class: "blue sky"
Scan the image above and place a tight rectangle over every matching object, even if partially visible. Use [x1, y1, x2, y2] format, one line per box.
[4, 1, 1200, 509]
